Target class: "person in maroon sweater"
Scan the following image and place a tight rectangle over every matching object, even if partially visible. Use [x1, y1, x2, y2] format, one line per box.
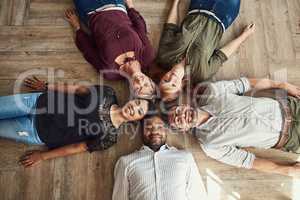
[65, 0, 156, 99]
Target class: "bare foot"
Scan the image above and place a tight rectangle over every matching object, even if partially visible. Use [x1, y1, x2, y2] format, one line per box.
[242, 23, 256, 38]
[65, 9, 80, 31]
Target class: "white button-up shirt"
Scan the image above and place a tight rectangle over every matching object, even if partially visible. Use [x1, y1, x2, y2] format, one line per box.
[194, 78, 283, 169]
[112, 145, 207, 200]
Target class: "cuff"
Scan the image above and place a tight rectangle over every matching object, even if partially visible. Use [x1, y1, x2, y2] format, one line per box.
[215, 49, 228, 63]
[164, 23, 180, 32]
[243, 153, 256, 169]
[240, 77, 251, 93]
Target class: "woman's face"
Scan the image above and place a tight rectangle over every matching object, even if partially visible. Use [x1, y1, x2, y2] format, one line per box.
[132, 73, 155, 99]
[160, 70, 183, 90]
[122, 99, 149, 121]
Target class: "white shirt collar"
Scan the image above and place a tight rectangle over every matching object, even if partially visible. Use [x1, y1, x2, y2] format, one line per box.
[140, 144, 170, 152]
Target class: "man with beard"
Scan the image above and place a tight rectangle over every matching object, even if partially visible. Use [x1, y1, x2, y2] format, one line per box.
[112, 115, 207, 200]
[168, 78, 300, 177]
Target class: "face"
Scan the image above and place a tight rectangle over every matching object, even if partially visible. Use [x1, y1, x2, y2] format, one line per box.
[159, 69, 183, 101]
[143, 116, 167, 149]
[122, 99, 149, 121]
[168, 105, 200, 131]
[132, 73, 155, 99]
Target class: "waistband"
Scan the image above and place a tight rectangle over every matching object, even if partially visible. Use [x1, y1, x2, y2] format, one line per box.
[188, 9, 226, 32]
[272, 98, 292, 149]
[88, 4, 127, 15]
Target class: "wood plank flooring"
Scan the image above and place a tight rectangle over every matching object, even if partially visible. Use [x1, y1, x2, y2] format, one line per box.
[0, 0, 300, 199]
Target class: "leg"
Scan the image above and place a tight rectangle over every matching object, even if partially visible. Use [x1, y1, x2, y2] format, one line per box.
[0, 93, 42, 120]
[211, 0, 241, 29]
[0, 116, 44, 145]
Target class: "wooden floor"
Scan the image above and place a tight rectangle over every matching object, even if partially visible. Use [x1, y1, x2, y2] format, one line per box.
[0, 0, 300, 199]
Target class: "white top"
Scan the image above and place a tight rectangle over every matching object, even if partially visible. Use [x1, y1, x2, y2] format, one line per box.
[194, 78, 283, 169]
[112, 145, 208, 200]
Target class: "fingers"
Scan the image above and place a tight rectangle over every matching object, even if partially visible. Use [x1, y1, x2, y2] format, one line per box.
[65, 9, 76, 19]
[32, 76, 40, 82]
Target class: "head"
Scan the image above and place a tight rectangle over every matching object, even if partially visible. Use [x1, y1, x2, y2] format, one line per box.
[141, 115, 168, 151]
[121, 99, 153, 122]
[168, 105, 201, 131]
[123, 60, 156, 99]
[159, 68, 184, 102]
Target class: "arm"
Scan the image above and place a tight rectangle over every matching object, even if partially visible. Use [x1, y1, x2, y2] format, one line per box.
[125, 0, 147, 36]
[253, 158, 300, 177]
[23, 76, 91, 95]
[198, 49, 228, 81]
[220, 24, 255, 58]
[248, 78, 300, 99]
[19, 142, 88, 168]
[75, 30, 105, 71]
[186, 153, 208, 200]
[112, 158, 129, 200]
[203, 145, 300, 177]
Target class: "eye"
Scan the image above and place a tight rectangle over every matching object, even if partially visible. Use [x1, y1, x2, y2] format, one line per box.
[138, 108, 144, 116]
[136, 100, 140, 105]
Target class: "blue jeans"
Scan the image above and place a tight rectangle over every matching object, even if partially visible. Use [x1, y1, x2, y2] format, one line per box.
[0, 93, 44, 145]
[189, 0, 241, 29]
[74, 0, 126, 25]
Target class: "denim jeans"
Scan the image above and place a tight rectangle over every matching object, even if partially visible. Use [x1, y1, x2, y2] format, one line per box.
[74, 0, 126, 25]
[189, 0, 241, 29]
[0, 93, 44, 145]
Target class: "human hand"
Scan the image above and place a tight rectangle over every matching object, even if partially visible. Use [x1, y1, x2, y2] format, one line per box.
[242, 23, 256, 38]
[65, 9, 80, 30]
[23, 76, 48, 91]
[285, 83, 300, 99]
[287, 163, 300, 178]
[19, 150, 45, 168]
[124, 0, 134, 8]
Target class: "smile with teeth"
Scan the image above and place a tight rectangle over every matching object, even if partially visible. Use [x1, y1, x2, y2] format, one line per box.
[185, 109, 194, 123]
[128, 104, 134, 116]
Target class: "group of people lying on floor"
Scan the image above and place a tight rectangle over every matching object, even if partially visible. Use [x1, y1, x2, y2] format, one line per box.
[1, 0, 300, 199]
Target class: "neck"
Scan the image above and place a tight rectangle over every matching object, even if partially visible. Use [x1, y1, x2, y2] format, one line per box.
[120, 63, 141, 77]
[146, 144, 165, 152]
[110, 105, 128, 128]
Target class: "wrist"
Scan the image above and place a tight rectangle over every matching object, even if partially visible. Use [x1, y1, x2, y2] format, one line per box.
[127, 3, 134, 9]
[40, 152, 48, 161]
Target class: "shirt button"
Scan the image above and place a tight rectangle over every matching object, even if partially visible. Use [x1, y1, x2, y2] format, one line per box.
[117, 34, 120, 39]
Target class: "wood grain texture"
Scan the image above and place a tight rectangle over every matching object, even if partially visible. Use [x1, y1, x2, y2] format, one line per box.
[0, 0, 300, 200]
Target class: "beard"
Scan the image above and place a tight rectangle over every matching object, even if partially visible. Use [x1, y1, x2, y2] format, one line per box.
[143, 135, 166, 152]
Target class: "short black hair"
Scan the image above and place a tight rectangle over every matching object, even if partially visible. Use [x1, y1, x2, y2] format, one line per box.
[139, 101, 159, 132]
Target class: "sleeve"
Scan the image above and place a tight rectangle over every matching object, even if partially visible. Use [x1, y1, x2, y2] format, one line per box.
[156, 23, 184, 69]
[210, 77, 251, 95]
[112, 158, 130, 200]
[127, 8, 155, 69]
[186, 153, 208, 200]
[75, 29, 106, 71]
[127, 8, 147, 36]
[207, 49, 228, 77]
[201, 144, 256, 169]
[86, 131, 118, 153]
